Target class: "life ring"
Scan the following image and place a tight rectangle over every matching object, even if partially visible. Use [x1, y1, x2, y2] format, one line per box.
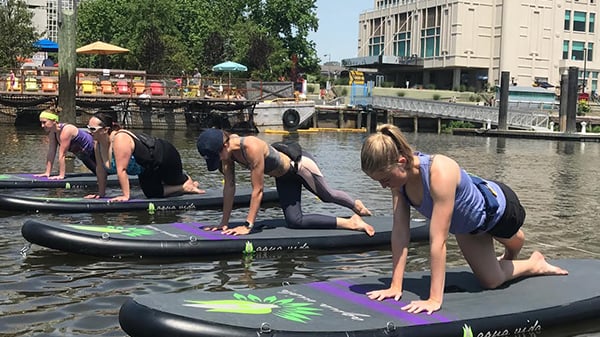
[282, 109, 300, 130]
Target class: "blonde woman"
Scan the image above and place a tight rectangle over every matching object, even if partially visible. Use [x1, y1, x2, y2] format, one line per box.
[360, 124, 567, 315]
[36, 107, 96, 179]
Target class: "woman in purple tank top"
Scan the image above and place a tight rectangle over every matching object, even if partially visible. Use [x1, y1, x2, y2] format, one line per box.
[36, 106, 96, 179]
[360, 124, 567, 315]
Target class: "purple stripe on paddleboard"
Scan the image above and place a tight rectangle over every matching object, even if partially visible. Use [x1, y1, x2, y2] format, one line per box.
[308, 281, 437, 326]
[172, 223, 239, 240]
[332, 279, 453, 323]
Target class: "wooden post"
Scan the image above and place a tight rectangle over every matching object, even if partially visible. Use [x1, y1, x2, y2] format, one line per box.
[57, 8, 77, 123]
[437, 117, 441, 134]
[413, 116, 418, 133]
[338, 109, 344, 128]
[366, 110, 372, 132]
[498, 71, 509, 130]
[356, 109, 362, 129]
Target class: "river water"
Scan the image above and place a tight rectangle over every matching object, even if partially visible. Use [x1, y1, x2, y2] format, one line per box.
[0, 125, 599, 336]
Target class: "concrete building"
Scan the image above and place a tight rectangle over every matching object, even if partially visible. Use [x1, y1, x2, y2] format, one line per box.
[13, 0, 77, 42]
[343, 0, 598, 93]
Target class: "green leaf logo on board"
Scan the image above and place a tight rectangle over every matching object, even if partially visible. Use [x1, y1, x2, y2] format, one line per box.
[67, 225, 155, 237]
[463, 324, 474, 337]
[184, 293, 322, 323]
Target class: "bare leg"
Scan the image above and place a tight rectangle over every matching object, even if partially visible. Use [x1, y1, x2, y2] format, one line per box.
[495, 229, 525, 261]
[163, 175, 205, 196]
[457, 234, 567, 289]
[336, 214, 375, 236]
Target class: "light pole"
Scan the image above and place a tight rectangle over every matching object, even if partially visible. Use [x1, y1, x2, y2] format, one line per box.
[582, 47, 587, 93]
[323, 54, 331, 80]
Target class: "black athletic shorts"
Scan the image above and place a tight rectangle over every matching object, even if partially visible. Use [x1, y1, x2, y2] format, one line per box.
[486, 181, 526, 239]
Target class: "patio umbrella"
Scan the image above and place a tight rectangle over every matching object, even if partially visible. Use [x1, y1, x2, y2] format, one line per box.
[212, 61, 247, 89]
[212, 61, 248, 72]
[33, 38, 59, 52]
[76, 41, 129, 55]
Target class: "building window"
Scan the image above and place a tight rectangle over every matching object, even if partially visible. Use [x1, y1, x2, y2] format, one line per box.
[588, 42, 594, 62]
[573, 11, 586, 32]
[419, 6, 441, 58]
[393, 12, 411, 57]
[394, 32, 411, 56]
[565, 10, 571, 30]
[590, 13, 595, 33]
[563, 41, 569, 60]
[572, 41, 585, 60]
[369, 36, 385, 56]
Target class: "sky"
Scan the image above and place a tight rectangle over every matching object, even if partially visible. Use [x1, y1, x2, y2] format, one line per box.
[308, 0, 373, 64]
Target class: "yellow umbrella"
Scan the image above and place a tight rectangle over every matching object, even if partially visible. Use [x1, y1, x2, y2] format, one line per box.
[76, 41, 129, 55]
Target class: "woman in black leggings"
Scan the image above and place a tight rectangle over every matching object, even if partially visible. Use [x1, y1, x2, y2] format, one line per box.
[197, 128, 373, 236]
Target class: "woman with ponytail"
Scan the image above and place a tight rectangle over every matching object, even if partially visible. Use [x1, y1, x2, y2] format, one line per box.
[360, 123, 567, 315]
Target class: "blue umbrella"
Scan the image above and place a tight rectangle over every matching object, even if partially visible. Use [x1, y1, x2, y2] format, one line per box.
[33, 39, 59, 52]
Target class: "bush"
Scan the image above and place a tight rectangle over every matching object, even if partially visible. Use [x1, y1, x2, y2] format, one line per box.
[397, 91, 406, 97]
[433, 93, 441, 100]
[578, 100, 590, 116]
[441, 120, 476, 133]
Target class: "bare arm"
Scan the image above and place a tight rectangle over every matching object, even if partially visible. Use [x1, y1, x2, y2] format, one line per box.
[222, 137, 266, 235]
[367, 188, 411, 300]
[36, 132, 58, 177]
[219, 158, 236, 227]
[404, 155, 458, 315]
[85, 143, 107, 198]
[52, 125, 78, 179]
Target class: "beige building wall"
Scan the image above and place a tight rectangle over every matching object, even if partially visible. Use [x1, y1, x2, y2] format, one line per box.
[357, 0, 599, 92]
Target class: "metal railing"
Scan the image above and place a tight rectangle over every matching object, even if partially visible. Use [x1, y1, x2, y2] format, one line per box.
[370, 96, 551, 130]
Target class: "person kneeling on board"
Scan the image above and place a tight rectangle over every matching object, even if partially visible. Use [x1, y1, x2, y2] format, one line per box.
[84, 112, 204, 202]
[36, 106, 97, 179]
[197, 128, 373, 236]
[360, 123, 568, 315]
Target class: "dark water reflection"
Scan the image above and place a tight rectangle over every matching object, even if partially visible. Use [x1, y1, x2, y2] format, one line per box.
[0, 126, 599, 336]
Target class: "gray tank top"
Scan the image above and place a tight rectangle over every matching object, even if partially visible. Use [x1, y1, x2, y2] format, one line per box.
[238, 137, 282, 173]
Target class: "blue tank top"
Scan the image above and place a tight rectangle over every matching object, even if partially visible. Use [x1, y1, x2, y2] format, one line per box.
[401, 152, 506, 234]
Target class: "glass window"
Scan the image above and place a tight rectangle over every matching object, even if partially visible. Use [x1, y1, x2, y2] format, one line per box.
[573, 11, 586, 32]
[563, 40, 569, 60]
[572, 41, 585, 60]
[590, 13, 595, 33]
[588, 42, 594, 62]
[565, 10, 571, 30]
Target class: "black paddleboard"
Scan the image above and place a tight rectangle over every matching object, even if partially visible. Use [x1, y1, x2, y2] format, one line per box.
[21, 216, 429, 257]
[119, 259, 599, 337]
[3, 187, 278, 213]
[0, 172, 137, 189]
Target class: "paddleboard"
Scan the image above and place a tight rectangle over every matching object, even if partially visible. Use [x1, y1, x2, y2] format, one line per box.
[0, 172, 138, 189]
[119, 259, 599, 337]
[21, 216, 429, 257]
[3, 187, 278, 213]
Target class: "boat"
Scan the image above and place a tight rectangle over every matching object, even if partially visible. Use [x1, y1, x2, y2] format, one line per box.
[252, 98, 315, 132]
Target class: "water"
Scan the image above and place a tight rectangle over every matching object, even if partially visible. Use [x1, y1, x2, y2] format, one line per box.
[0, 125, 599, 336]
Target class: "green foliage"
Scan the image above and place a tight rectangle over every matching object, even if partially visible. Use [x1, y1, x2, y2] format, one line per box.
[0, 0, 39, 69]
[577, 99, 590, 116]
[397, 91, 406, 97]
[442, 120, 475, 133]
[432, 93, 441, 100]
[76, 0, 319, 79]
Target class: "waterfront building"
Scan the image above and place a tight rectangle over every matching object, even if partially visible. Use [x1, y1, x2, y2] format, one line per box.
[343, 0, 598, 93]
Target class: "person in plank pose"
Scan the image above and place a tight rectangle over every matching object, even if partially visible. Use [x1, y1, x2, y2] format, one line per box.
[196, 128, 373, 236]
[360, 123, 568, 315]
[36, 106, 96, 179]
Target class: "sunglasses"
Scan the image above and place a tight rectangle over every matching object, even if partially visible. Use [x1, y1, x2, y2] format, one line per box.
[87, 125, 104, 133]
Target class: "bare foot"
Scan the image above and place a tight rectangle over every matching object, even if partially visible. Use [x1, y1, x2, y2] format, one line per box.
[183, 175, 205, 194]
[350, 214, 375, 236]
[530, 251, 569, 276]
[354, 200, 372, 216]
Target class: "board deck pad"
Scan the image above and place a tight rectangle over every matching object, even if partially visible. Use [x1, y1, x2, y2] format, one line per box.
[119, 259, 600, 337]
[21, 216, 429, 257]
[0, 172, 137, 189]
[1, 187, 278, 213]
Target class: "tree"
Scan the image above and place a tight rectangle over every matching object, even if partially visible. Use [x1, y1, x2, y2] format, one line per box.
[0, 0, 40, 69]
